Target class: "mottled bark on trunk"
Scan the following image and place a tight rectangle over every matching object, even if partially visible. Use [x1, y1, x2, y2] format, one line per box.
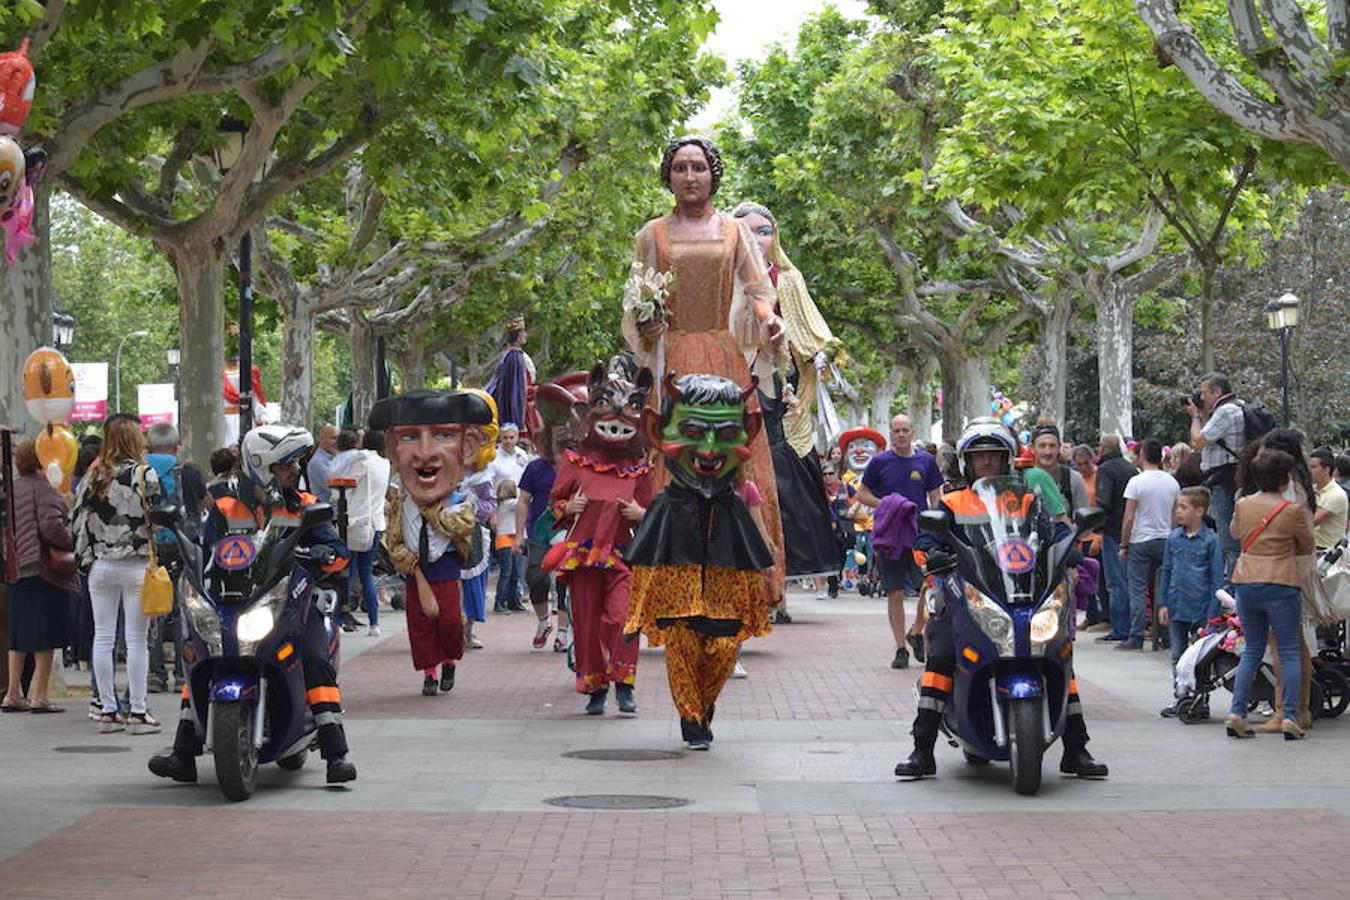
[349, 317, 377, 429]
[1041, 291, 1072, 425]
[1093, 280, 1135, 440]
[169, 244, 226, 467]
[938, 355, 962, 445]
[959, 355, 991, 426]
[0, 187, 53, 438]
[905, 358, 936, 443]
[279, 292, 315, 430]
[870, 365, 905, 430]
[1198, 262, 1217, 372]
[400, 325, 427, 391]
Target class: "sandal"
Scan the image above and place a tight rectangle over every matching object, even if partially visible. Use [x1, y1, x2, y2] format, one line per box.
[98, 712, 125, 733]
[126, 711, 162, 735]
[1, 695, 32, 712]
[30, 699, 66, 714]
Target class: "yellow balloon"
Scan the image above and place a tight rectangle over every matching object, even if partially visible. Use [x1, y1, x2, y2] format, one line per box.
[22, 346, 75, 426]
[35, 423, 77, 492]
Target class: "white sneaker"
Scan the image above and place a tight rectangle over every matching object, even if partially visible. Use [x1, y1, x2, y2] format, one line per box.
[368, 625, 383, 637]
[732, 661, 748, 679]
[468, 634, 484, 649]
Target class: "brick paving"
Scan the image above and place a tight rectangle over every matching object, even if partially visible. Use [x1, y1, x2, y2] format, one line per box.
[340, 606, 1148, 723]
[2, 807, 1345, 899]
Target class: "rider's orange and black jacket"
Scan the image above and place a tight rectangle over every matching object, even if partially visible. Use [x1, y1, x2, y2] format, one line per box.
[205, 487, 348, 577]
[913, 484, 1066, 569]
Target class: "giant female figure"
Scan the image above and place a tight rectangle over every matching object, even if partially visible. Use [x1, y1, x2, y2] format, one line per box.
[622, 136, 786, 598]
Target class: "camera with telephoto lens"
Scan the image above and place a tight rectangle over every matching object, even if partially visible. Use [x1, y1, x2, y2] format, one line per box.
[1178, 391, 1202, 408]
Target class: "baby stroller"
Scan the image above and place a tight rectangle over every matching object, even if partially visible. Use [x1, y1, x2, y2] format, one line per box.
[1173, 598, 1334, 724]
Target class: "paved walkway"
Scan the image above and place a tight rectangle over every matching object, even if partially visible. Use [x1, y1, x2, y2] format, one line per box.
[1, 589, 1347, 899]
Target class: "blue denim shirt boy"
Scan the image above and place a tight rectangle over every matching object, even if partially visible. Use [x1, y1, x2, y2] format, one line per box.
[1158, 525, 1224, 623]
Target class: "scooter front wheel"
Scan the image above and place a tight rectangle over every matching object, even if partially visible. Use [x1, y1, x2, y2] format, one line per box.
[213, 701, 258, 802]
[1007, 697, 1044, 796]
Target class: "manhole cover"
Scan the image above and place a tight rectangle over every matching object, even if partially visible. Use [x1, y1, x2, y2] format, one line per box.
[544, 794, 692, 810]
[53, 745, 131, 754]
[562, 748, 684, 761]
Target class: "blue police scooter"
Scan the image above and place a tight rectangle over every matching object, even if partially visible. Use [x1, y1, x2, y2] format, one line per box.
[918, 477, 1104, 795]
[154, 499, 342, 801]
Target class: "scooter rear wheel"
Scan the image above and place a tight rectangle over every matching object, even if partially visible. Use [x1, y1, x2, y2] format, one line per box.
[213, 701, 258, 802]
[1008, 697, 1044, 796]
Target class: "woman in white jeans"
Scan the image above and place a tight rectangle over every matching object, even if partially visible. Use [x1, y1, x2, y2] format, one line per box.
[73, 414, 163, 734]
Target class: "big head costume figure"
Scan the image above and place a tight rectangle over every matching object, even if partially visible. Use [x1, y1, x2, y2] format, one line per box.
[839, 427, 885, 479]
[625, 373, 774, 749]
[642, 372, 761, 499]
[368, 390, 495, 693]
[547, 357, 656, 710]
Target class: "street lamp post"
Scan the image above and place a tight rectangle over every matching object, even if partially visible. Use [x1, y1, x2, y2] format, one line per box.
[1263, 292, 1300, 426]
[52, 310, 76, 352]
[115, 330, 149, 412]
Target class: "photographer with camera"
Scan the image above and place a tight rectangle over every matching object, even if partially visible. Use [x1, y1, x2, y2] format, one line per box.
[1184, 373, 1268, 577]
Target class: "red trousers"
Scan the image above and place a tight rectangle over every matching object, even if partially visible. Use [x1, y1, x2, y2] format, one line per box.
[564, 567, 638, 694]
[405, 577, 464, 671]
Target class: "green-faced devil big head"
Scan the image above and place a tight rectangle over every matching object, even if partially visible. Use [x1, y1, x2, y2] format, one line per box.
[641, 372, 761, 497]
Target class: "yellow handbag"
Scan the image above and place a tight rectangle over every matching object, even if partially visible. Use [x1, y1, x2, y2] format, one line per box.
[138, 466, 174, 617]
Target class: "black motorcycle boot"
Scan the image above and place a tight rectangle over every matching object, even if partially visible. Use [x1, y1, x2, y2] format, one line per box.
[326, 756, 358, 784]
[585, 688, 608, 715]
[147, 749, 197, 783]
[1059, 745, 1109, 778]
[615, 683, 638, 715]
[895, 712, 940, 779]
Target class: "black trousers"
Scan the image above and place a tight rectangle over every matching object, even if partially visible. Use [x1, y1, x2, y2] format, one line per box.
[911, 609, 1089, 752]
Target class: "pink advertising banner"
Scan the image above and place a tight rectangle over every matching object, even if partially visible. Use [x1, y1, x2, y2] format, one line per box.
[137, 383, 177, 428]
[70, 363, 108, 422]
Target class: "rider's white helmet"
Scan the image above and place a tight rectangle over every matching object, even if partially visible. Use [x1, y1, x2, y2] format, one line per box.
[956, 416, 1019, 482]
[241, 425, 314, 489]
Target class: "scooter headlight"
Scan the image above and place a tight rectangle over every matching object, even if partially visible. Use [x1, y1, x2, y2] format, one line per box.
[1030, 583, 1069, 652]
[236, 586, 286, 654]
[964, 583, 1014, 655]
[181, 582, 223, 656]
[236, 605, 275, 643]
[1030, 607, 1060, 644]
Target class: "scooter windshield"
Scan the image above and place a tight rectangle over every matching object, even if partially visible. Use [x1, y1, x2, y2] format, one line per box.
[206, 518, 289, 601]
[961, 477, 1057, 606]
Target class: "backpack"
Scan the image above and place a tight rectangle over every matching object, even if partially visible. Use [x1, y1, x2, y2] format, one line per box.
[149, 459, 183, 546]
[1216, 399, 1277, 460]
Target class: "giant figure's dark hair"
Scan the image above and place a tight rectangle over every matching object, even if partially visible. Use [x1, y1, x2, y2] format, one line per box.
[659, 135, 724, 195]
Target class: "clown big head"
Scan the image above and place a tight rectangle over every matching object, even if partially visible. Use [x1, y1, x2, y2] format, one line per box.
[839, 427, 885, 476]
[583, 356, 653, 459]
[369, 390, 495, 508]
[643, 372, 759, 498]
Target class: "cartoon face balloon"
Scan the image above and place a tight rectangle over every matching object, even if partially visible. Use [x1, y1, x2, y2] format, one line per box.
[23, 347, 74, 426]
[0, 136, 25, 211]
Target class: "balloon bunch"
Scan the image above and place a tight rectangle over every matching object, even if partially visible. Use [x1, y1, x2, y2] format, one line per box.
[990, 390, 1017, 428]
[0, 39, 44, 264]
[23, 348, 78, 492]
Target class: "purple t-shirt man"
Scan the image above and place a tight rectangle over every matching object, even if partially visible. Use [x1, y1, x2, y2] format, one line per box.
[517, 457, 556, 536]
[861, 449, 943, 510]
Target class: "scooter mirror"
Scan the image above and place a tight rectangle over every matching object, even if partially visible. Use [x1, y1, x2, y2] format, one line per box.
[919, 508, 954, 537]
[1073, 506, 1106, 536]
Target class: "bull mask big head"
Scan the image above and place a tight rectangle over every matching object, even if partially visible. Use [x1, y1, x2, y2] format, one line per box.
[640, 372, 761, 498]
[582, 357, 653, 458]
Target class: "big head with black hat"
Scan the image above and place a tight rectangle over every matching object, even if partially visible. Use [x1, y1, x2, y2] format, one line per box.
[369, 390, 495, 508]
